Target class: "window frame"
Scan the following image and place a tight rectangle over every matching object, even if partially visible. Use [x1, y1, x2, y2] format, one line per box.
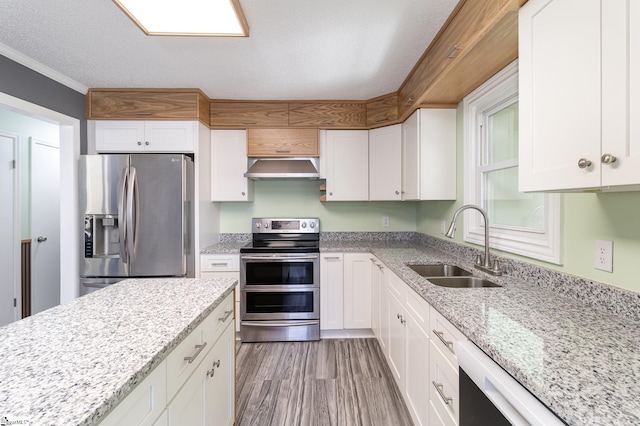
[463, 60, 562, 265]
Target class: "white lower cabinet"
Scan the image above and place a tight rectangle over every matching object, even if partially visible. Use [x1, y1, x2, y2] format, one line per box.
[200, 254, 240, 333]
[320, 253, 345, 330]
[320, 252, 372, 331]
[167, 324, 235, 426]
[382, 271, 432, 426]
[99, 293, 235, 426]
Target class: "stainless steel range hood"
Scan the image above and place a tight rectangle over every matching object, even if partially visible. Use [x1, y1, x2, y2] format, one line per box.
[244, 157, 320, 180]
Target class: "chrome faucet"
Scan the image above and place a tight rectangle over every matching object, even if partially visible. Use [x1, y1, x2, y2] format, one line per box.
[445, 205, 503, 276]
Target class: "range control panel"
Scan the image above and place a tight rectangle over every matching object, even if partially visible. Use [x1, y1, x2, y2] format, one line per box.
[251, 218, 320, 234]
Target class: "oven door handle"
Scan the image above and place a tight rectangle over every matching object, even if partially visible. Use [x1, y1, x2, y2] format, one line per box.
[241, 255, 319, 261]
[241, 320, 319, 327]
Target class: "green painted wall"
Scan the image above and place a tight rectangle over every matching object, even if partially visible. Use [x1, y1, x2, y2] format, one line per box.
[0, 109, 59, 239]
[219, 179, 417, 233]
[416, 104, 640, 294]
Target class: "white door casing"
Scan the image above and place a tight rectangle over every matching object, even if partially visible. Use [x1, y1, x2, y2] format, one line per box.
[0, 131, 19, 326]
[30, 137, 60, 315]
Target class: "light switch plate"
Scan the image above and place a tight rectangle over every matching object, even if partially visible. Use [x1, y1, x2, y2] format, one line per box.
[382, 216, 390, 227]
[594, 240, 613, 272]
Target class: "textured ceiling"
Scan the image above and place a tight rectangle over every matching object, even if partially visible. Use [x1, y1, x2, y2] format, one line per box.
[0, 0, 458, 100]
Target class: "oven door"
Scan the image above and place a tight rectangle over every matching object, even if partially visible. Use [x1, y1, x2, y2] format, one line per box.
[241, 253, 319, 288]
[241, 287, 319, 321]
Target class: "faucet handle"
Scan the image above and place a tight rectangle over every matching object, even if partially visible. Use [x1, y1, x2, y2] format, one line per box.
[474, 254, 483, 266]
[491, 260, 503, 275]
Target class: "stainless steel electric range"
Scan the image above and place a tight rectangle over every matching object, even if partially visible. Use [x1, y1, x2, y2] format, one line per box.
[239, 218, 320, 342]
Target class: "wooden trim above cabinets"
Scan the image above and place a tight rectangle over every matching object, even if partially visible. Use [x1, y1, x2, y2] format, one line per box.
[247, 128, 319, 157]
[86, 88, 210, 126]
[211, 101, 289, 128]
[288, 101, 367, 129]
[366, 93, 399, 128]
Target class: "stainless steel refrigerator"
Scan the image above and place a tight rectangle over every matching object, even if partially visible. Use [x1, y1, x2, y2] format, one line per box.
[79, 154, 194, 294]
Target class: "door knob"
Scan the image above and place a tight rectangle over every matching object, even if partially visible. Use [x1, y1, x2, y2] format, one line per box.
[36, 236, 47, 242]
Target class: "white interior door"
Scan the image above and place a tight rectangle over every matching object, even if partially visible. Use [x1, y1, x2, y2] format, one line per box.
[31, 138, 60, 315]
[0, 132, 18, 326]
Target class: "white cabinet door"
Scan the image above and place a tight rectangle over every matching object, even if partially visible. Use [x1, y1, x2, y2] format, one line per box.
[401, 109, 456, 200]
[386, 291, 405, 390]
[343, 253, 372, 329]
[401, 110, 420, 200]
[369, 124, 402, 200]
[95, 121, 196, 153]
[95, 120, 145, 152]
[167, 324, 234, 426]
[370, 256, 385, 341]
[144, 121, 195, 152]
[320, 253, 344, 330]
[519, 0, 603, 191]
[404, 313, 430, 426]
[210, 130, 253, 201]
[601, 1, 640, 187]
[419, 109, 456, 200]
[324, 130, 369, 201]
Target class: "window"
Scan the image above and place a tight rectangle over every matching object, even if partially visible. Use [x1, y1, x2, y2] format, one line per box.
[463, 61, 561, 264]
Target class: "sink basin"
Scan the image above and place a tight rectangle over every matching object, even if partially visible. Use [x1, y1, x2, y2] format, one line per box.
[427, 277, 502, 288]
[407, 264, 473, 277]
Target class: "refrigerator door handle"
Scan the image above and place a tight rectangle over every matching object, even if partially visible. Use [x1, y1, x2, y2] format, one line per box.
[117, 166, 129, 264]
[127, 166, 139, 262]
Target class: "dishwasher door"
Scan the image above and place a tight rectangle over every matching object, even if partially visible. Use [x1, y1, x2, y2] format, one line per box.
[456, 341, 565, 426]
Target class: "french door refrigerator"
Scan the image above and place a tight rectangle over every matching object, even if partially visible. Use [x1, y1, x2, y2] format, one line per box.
[79, 154, 194, 294]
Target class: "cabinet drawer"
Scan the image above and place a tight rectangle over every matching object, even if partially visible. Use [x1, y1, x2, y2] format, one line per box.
[430, 308, 466, 366]
[430, 340, 459, 425]
[386, 271, 405, 300]
[166, 293, 234, 401]
[98, 361, 167, 426]
[200, 254, 240, 272]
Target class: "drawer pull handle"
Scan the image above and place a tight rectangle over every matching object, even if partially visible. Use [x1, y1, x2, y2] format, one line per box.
[184, 342, 207, 364]
[207, 359, 221, 378]
[275, 150, 291, 153]
[211, 262, 229, 267]
[324, 256, 341, 260]
[432, 381, 453, 405]
[241, 121, 258, 125]
[219, 309, 233, 322]
[134, 112, 152, 115]
[433, 329, 454, 353]
[445, 45, 461, 59]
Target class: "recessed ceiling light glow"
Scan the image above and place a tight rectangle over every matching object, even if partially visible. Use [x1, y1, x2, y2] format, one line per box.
[113, 0, 249, 37]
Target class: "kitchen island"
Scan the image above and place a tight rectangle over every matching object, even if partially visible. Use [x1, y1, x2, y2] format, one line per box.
[0, 277, 236, 426]
[204, 233, 640, 425]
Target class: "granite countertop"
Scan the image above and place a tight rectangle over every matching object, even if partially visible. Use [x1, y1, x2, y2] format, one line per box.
[201, 236, 640, 425]
[0, 277, 236, 426]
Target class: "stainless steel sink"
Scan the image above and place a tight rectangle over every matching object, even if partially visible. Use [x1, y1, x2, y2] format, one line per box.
[407, 264, 472, 277]
[427, 276, 502, 288]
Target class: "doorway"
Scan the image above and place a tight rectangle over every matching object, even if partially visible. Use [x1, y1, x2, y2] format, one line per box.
[0, 92, 80, 323]
[0, 131, 19, 326]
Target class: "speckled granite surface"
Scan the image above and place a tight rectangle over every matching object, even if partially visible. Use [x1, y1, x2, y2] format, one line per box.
[0, 277, 236, 426]
[201, 232, 640, 425]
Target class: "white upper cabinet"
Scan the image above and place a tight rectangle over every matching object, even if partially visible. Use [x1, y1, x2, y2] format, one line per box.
[210, 129, 253, 202]
[95, 121, 196, 153]
[369, 124, 402, 200]
[401, 109, 457, 200]
[324, 130, 369, 201]
[519, 0, 640, 191]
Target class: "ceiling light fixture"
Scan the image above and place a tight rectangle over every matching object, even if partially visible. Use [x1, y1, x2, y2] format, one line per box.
[113, 0, 249, 37]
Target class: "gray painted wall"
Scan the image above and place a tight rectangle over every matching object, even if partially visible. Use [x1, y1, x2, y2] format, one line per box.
[0, 54, 86, 152]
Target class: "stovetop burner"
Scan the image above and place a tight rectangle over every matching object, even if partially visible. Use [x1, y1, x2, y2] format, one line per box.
[240, 218, 320, 254]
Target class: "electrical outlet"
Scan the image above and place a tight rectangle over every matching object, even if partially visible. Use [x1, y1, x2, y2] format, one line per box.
[594, 240, 613, 272]
[382, 216, 390, 227]
[440, 220, 446, 234]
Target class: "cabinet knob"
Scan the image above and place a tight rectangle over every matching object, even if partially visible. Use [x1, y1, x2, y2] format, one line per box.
[242, 192, 246, 196]
[137, 141, 142, 146]
[145, 141, 150, 146]
[601, 153, 617, 165]
[395, 190, 400, 195]
[329, 192, 333, 196]
[577, 158, 592, 169]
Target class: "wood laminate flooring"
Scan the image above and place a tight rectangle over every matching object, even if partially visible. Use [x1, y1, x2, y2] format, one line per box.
[236, 338, 414, 426]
